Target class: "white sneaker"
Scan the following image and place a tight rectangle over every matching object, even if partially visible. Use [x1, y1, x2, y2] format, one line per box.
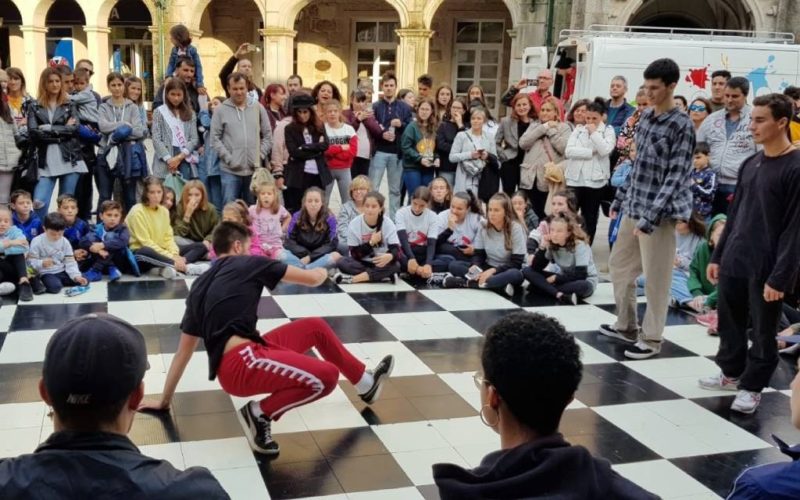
[503, 283, 515, 297]
[697, 372, 739, 391]
[731, 390, 761, 414]
[147, 268, 162, 277]
[0, 282, 16, 296]
[160, 267, 177, 279]
[185, 263, 210, 276]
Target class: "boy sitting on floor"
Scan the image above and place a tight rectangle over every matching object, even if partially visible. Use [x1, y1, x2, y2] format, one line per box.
[28, 213, 89, 293]
[80, 200, 140, 282]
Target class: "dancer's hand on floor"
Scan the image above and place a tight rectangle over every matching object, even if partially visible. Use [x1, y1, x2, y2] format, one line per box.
[138, 399, 170, 412]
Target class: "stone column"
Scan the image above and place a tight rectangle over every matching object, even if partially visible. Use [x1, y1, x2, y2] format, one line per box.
[261, 27, 297, 84]
[395, 28, 434, 90]
[20, 25, 48, 84]
[84, 26, 111, 88]
[148, 25, 163, 86]
[8, 26, 24, 69]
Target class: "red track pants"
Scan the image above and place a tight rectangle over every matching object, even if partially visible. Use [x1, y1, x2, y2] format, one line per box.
[217, 317, 366, 420]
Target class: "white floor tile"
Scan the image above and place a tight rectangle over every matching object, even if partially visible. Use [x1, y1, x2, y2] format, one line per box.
[256, 318, 291, 334]
[419, 289, 519, 311]
[347, 487, 424, 499]
[345, 341, 433, 377]
[523, 305, 618, 332]
[296, 401, 368, 431]
[429, 416, 499, 448]
[0, 426, 41, 459]
[613, 459, 718, 498]
[273, 294, 368, 318]
[583, 282, 647, 306]
[662, 324, 720, 357]
[0, 329, 54, 364]
[0, 305, 16, 331]
[108, 300, 155, 325]
[372, 311, 480, 341]
[139, 442, 185, 469]
[393, 447, 468, 485]
[211, 466, 270, 499]
[594, 400, 771, 459]
[337, 280, 415, 293]
[181, 437, 256, 470]
[575, 339, 617, 364]
[151, 299, 188, 324]
[454, 441, 498, 468]
[437, 373, 482, 410]
[372, 421, 449, 453]
[622, 356, 731, 399]
[0, 401, 47, 430]
[159, 353, 222, 394]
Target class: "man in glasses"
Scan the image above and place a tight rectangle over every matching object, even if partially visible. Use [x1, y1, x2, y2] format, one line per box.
[501, 69, 564, 119]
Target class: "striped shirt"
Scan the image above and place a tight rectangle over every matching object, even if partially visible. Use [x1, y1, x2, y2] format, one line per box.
[612, 106, 696, 233]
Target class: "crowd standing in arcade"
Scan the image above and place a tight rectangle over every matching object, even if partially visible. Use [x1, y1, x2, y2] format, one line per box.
[0, 23, 799, 499]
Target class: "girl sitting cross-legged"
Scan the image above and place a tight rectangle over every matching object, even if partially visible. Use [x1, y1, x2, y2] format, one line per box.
[281, 187, 341, 270]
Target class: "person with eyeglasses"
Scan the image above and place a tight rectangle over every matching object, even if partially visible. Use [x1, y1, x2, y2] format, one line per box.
[501, 69, 565, 120]
[432, 311, 658, 499]
[688, 97, 712, 132]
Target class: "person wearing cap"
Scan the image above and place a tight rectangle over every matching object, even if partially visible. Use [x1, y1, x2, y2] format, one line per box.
[283, 93, 331, 213]
[0, 313, 228, 499]
[140, 221, 395, 456]
[211, 71, 272, 206]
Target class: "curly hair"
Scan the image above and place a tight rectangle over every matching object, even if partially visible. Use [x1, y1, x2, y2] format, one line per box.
[481, 311, 582, 435]
[548, 212, 589, 252]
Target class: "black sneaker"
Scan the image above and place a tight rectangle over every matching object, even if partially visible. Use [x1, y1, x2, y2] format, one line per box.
[18, 282, 33, 302]
[443, 276, 467, 289]
[334, 272, 353, 284]
[624, 339, 662, 360]
[380, 274, 397, 284]
[598, 324, 637, 343]
[360, 355, 395, 405]
[558, 292, 578, 305]
[236, 403, 280, 455]
[426, 272, 450, 286]
[30, 276, 46, 295]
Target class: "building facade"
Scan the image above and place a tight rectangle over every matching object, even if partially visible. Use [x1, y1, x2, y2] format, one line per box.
[1, 0, 798, 113]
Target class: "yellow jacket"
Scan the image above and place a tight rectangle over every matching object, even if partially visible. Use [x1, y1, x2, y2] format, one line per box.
[126, 203, 180, 258]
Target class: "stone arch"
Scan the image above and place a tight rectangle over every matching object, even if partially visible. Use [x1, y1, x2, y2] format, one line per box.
[93, 0, 157, 28]
[618, 0, 764, 32]
[282, 0, 409, 30]
[18, 0, 56, 26]
[188, 0, 265, 33]
[423, 0, 519, 29]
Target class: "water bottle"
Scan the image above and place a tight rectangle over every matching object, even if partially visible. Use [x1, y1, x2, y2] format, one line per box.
[387, 125, 396, 142]
[65, 284, 91, 297]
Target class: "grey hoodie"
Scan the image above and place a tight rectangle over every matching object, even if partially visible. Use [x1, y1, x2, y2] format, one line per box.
[210, 98, 272, 177]
[98, 98, 145, 149]
[696, 106, 759, 186]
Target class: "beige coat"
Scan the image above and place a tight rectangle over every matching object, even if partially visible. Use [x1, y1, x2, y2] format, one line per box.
[518, 122, 570, 192]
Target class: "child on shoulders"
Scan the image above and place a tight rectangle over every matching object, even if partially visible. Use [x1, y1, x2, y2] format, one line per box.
[164, 24, 205, 91]
[28, 213, 89, 294]
[10, 190, 43, 242]
[80, 200, 139, 282]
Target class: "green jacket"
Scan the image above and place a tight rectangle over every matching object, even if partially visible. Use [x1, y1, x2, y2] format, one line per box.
[687, 213, 727, 308]
[174, 203, 219, 242]
[401, 122, 437, 170]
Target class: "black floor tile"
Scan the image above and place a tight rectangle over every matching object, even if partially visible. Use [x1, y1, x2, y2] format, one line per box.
[573, 331, 697, 361]
[0, 362, 44, 404]
[175, 411, 243, 441]
[349, 291, 444, 314]
[691, 392, 797, 443]
[510, 290, 563, 308]
[329, 454, 413, 493]
[311, 427, 389, 458]
[108, 280, 189, 301]
[322, 315, 397, 343]
[263, 459, 344, 499]
[408, 393, 478, 420]
[670, 447, 788, 496]
[137, 324, 202, 354]
[257, 297, 287, 319]
[576, 363, 682, 406]
[270, 431, 325, 464]
[768, 356, 799, 390]
[357, 397, 429, 425]
[11, 303, 107, 331]
[404, 337, 484, 373]
[451, 309, 520, 336]
[171, 390, 234, 416]
[596, 302, 699, 327]
[130, 410, 181, 445]
[561, 408, 661, 464]
[271, 280, 341, 295]
[390, 375, 460, 398]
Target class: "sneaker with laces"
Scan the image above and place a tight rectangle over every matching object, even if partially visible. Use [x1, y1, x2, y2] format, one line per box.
[598, 324, 637, 343]
[334, 272, 353, 284]
[160, 267, 177, 279]
[731, 390, 761, 414]
[108, 266, 122, 282]
[186, 263, 211, 276]
[18, 282, 33, 302]
[558, 292, 578, 305]
[426, 272, 450, 286]
[236, 402, 280, 455]
[624, 339, 662, 360]
[443, 275, 467, 289]
[0, 282, 16, 296]
[698, 372, 739, 391]
[84, 269, 103, 282]
[360, 355, 395, 404]
[503, 283, 515, 297]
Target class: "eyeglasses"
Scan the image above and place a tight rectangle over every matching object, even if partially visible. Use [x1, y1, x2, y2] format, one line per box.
[688, 104, 707, 112]
[473, 371, 489, 389]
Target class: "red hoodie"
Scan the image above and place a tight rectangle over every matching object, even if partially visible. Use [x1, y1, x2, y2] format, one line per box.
[324, 122, 358, 170]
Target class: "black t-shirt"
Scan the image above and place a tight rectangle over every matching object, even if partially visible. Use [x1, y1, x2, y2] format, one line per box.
[181, 256, 288, 380]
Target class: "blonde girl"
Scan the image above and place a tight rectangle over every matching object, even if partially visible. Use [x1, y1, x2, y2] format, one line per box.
[248, 182, 290, 259]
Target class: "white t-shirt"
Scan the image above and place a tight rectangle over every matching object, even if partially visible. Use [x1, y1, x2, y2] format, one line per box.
[347, 215, 400, 262]
[436, 210, 483, 247]
[325, 123, 356, 145]
[303, 129, 318, 174]
[394, 206, 439, 246]
[355, 122, 370, 159]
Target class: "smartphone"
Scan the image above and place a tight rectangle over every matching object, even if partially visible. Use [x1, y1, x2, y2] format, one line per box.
[527, 78, 538, 87]
[466, 266, 483, 281]
[477, 148, 485, 154]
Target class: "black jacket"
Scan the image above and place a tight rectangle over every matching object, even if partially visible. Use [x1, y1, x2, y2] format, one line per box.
[0, 431, 229, 499]
[433, 434, 660, 500]
[219, 56, 264, 101]
[284, 123, 332, 189]
[27, 101, 84, 170]
[436, 121, 463, 173]
[285, 212, 339, 262]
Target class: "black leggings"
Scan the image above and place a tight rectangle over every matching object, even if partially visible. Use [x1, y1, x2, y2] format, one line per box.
[448, 261, 524, 290]
[0, 254, 28, 284]
[500, 156, 522, 196]
[523, 267, 594, 299]
[178, 242, 208, 263]
[522, 187, 548, 222]
[337, 256, 400, 282]
[571, 186, 604, 244]
[134, 247, 175, 272]
[352, 157, 371, 179]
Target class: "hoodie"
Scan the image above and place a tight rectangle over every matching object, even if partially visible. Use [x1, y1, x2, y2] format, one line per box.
[433, 434, 659, 500]
[687, 213, 727, 308]
[696, 107, 758, 186]
[98, 98, 146, 149]
[210, 98, 272, 177]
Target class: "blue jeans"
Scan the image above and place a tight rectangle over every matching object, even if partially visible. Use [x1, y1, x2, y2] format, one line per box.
[199, 173, 223, 213]
[636, 268, 693, 304]
[402, 169, 434, 200]
[34, 173, 81, 219]
[280, 249, 337, 269]
[369, 151, 402, 218]
[221, 171, 254, 206]
[95, 165, 139, 214]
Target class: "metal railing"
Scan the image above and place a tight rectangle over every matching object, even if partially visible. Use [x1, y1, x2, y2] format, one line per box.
[559, 25, 795, 44]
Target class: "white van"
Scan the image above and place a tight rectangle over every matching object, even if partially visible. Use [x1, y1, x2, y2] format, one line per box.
[521, 25, 800, 103]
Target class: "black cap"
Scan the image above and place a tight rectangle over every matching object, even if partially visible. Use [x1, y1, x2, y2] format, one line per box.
[290, 93, 316, 111]
[43, 313, 148, 409]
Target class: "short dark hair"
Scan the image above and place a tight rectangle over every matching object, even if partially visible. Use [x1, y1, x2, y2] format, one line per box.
[694, 141, 710, 156]
[753, 93, 794, 124]
[54, 65, 73, 77]
[10, 189, 32, 204]
[212, 221, 252, 255]
[54, 398, 128, 432]
[586, 97, 607, 115]
[175, 54, 195, 69]
[726, 76, 750, 96]
[481, 312, 582, 435]
[56, 194, 77, 208]
[381, 71, 397, 85]
[674, 95, 688, 108]
[417, 74, 433, 88]
[75, 59, 94, 70]
[106, 71, 125, 85]
[711, 69, 732, 81]
[100, 200, 123, 214]
[227, 71, 250, 87]
[784, 85, 800, 101]
[44, 212, 67, 231]
[643, 58, 680, 86]
[287, 74, 303, 85]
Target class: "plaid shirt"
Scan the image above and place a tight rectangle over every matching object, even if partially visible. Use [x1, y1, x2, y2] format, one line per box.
[612, 107, 696, 233]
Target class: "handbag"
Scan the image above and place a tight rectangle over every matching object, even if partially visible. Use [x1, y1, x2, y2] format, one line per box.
[478, 154, 501, 203]
[12, 144, 40, 193]
[164, 172, 186, 199]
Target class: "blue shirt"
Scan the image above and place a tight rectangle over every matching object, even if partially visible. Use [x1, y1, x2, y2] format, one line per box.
[12, 211, 43, 242]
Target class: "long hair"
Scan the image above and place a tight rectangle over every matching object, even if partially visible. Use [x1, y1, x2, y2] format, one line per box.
[291, 105, 323, 136]
[364, 191, 385, 230]
[548, 212, 589, 252]
[254, 182, 281, 215]
[434, 84, 454, 118]
[124, 76, 144, 105]
[445, 96, 469, 123]
[6, 67, 26, 95]
[486, 193, 516, 251]
[467, 84, 495, 122]
[180, 180, 210, 214]
[170, 24, 192, 47]
[452, 190, 483, 216]
[567, 99, 591, 124]
[510, 93, 537, 121]
[37, 68, 68, 107]
[685, 211, 707, 238]
[223, 199, 253, 226]
[552, 189, 579, 215]
[0, 83, 12, 124]
[429, 176, 452, 207]
[415, 98, 438, 137]
[311, 80, 342, 103]
[164, 79, 193, 122]
[140, 176, 165, 205]
[264, 83, 287, 107]
[540, 96, 563, 122]
[297, 187, 330, 233]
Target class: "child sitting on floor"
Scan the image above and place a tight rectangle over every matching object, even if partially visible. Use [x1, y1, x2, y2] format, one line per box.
[0, 206, 33, 301]
[250, 182, 290, 260]
[57, 194, 90, 263]
[395, 186, 440, 280]
[28, 213, 89, 294]
[10, 190, 43, 242]
[283, 187, 341, 269]
[80, 200, 140, 282]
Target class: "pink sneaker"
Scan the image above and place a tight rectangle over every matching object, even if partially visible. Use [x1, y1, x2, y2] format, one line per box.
[696, 310, 718, 328]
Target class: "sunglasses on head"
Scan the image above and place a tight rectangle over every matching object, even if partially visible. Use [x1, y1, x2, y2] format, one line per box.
[688, 104, 707, 112]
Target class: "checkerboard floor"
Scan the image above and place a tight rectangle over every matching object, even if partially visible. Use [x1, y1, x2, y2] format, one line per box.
[1, 276, 798, 499]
